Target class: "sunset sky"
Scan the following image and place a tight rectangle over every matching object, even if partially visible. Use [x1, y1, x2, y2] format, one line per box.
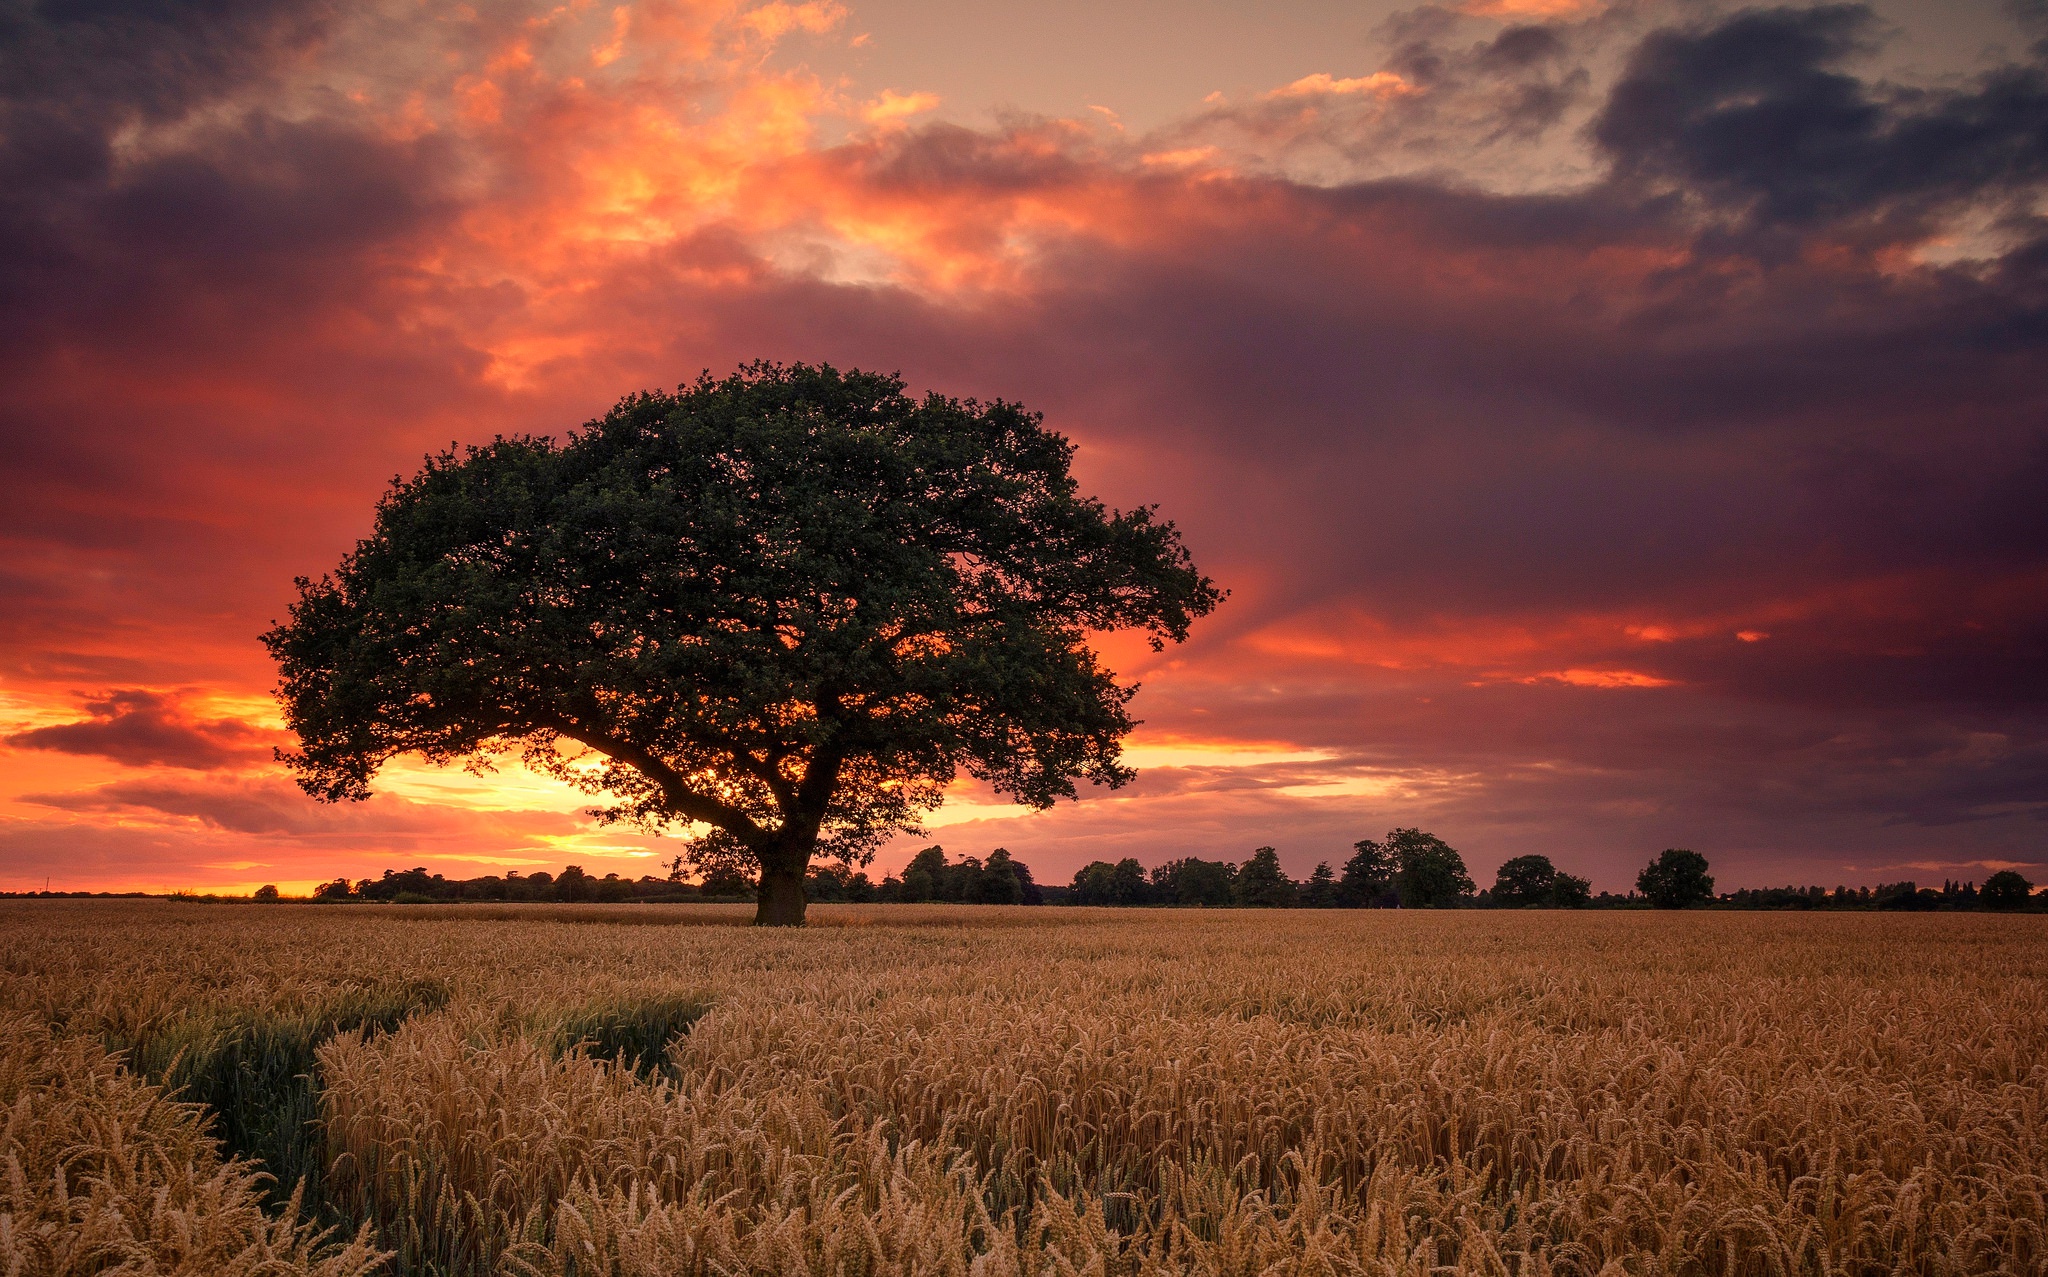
[4, 0, 2045, 895]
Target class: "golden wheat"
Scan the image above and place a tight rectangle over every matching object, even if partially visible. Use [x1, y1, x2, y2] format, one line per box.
[0, 1013, 387, 1276]
[2, 901, 2043, 1275]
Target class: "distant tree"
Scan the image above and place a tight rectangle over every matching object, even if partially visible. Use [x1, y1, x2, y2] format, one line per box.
[1150, 857, 1237, 907]
[253, 884, 282, 903]
[356, 866, 446, 902]
[1300, 862, 1340, 908]
[312, 878, 353, 902]
[263, 364, 1220, 926]
[1008, 854, 1044, 905]
[942, 854, 981, 902]
[555, 864, 595, 902]
[1337, 838, 1396, 907]
[1071, 861, 1117, 906]
[1109, 857, 1150, 906]
[1073, 858, 1149, 906]
[901, 846, 948, 902]
[1637, 849, 1714, 909]
[1390, 829, 1475, 908]
[979, 848, 1026, 905]
[699, 864, 753, 898]
[1491, 855, 1560, 908]
[805, 863, 849, 901]
[1875, 880, 1938, 911]
[1234, 847, 1299, 908]
[1548, 870, 1593, 909]
[1981, 870, 2034, 910]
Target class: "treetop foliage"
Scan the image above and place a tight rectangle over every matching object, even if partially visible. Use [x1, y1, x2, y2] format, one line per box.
[1638, 848, 1716, 909]
[1492, 854, 1593, 909]
[264, 363, 1222, 922]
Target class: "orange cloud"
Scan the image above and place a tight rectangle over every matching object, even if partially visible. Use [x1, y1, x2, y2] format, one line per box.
[1528, 669, 1678, 689]
[861, 89, 940, 126]
[1459, 0, 1604, 18]
[1264, 72, 1417, 100]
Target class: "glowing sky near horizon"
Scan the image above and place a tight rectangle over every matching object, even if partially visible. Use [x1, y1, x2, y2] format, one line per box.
[2, 0, 2045, 893]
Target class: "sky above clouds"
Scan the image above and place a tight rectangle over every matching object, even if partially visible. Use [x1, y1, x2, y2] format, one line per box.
[1, 0, 2044, 894]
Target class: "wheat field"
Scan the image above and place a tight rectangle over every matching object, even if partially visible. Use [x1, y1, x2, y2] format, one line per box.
[1, 900, 2042, 1275]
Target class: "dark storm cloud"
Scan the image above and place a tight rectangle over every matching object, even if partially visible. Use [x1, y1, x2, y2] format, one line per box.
[1595, 4, 2048, 238]
[1146, 5, 1597, 178]
[5, 689, 270, 768]
[2, 0, 331, 305]
[1379, 8, 1590, 140]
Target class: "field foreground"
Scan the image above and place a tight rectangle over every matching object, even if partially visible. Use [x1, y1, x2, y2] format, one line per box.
[2, 902, 2043, 1275]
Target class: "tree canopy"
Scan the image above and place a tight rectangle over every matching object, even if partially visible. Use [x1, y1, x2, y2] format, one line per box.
[1981, 869, 2035, 911]
[1637, 848, 1715, 909]
[264, 363, 1221, 924]
[1338, 838, 1396, 907]
[1232, 847, 1298, 908]
[1388, 829, 1475, 908]
[1491, 854, 1591, 909]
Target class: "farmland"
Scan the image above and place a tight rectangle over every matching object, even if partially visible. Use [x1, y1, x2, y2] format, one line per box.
[3, 901, 2044, 1275]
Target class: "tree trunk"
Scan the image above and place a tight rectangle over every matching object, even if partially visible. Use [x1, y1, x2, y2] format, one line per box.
[754, 860, 808, 926]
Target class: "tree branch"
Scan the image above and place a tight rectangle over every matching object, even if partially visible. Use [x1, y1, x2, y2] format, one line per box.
[530, 710, 770, 843]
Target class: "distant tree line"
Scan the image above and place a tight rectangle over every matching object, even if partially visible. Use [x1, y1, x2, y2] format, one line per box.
[1060, 831, 1523, 908]
[0, 890, 151, 900]
[257, 839, 2040, 912]
[303, 865, 700, 904]
[287, 846, 1050, 906]
[1054, 841, 2040, 912]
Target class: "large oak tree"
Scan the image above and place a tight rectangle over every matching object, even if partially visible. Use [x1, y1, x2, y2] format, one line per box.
[264, 364, 1222, 924]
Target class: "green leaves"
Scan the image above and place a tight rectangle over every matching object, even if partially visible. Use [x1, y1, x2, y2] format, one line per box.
[264, 363, 1222, 914]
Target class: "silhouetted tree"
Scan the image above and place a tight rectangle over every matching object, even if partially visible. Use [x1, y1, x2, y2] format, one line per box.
[699, 864, 753, 898]
[1982, 869, 2035, 911]
[1109, 857, 1149, 905]
[1071, 861, 1116, 905]
[978, 848, 1026, 904]
[1875, 880, 1938, 911]
[1637, 848, 1714, 909]
[1491, 854, 1560, 908]
[253, 884, 281, 902]
[264, 364, 1221, 926]
[1009, 853, 1044, 905]
[1548, 869, 1592, 908]
[1338, 838, 1396, 907]
[1300, 862, 1339, 908]
[312, 878, 354, 902]
[1390, 829, 1474, 908]
[1487, 855, 1591, 908]
[901, 846, 948, 902]
[1150, 857, 1237, 907]
[1072, 858, 1150, 906]
[356, 866, 448, 902]
[555, 864, 594, 902]
[1234, 847, 1299, 907]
